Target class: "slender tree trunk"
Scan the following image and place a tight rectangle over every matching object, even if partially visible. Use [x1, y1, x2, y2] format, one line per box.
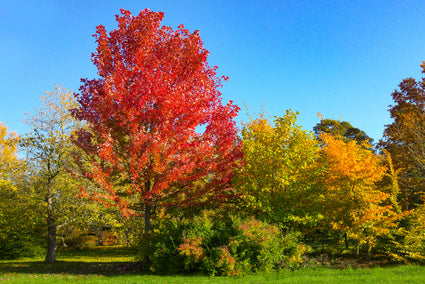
[344, 232, 349, 250]
[45, 182, 57, 263]
[366, 243, 370, 262]
[124, 230, 131, 246]
[366, 233, 370, 262]
[144, 180, 153, 236]
[144, 204, 151, 236]
[97, 229, 104, 246]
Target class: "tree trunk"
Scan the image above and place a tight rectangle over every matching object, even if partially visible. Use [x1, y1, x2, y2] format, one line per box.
[97, 229, 104, 246]
[144, 180, 153, 236]
[366, 234, 370, 262]
[45, 175, 57, 263]
[344, 232, 349, 250]
[45, 191, 57, 263]
[124, 230, 131, 246]
[144, 203, 151, 236]
[45, 222, 57, 263]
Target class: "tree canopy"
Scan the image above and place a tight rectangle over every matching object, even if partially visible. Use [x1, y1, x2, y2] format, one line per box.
[21, 86, 81, 263]
[380, 61, 425, 209]
[234, 110, 320, 226]
[314, 115, 373, 144]
[72, 9, 242, 234]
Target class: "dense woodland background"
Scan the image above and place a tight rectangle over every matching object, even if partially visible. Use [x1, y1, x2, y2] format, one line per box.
[2, 9, 425, 276]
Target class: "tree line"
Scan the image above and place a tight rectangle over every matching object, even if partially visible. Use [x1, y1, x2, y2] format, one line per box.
[1, 8, 425, 275]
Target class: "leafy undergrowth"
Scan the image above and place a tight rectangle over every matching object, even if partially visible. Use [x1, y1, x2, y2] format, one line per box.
[1, 246, 425, 283]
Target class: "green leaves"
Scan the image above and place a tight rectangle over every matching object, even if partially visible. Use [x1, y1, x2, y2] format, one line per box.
[20, 86, 101, 262]
[314, 117, 373, 144]
[0, 122, 45, 259]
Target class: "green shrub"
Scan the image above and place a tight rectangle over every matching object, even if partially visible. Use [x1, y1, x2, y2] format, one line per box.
[0, 234, 45, 259]
[137, 210, 307, 275]
[0, 183, 45, 259]
[137, 216, 186, 274]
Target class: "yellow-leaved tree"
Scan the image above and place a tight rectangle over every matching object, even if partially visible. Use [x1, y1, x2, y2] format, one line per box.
[20, 86, 96, 262]
[0, 122, 19, 182]
[21, 86, 127, 262]
[234, 109, 321, 228]
[0, 122, 44, 259]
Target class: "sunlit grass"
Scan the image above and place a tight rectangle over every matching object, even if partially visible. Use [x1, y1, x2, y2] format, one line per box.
[57, 245, 135, 262]
[1, 247, 425, 283]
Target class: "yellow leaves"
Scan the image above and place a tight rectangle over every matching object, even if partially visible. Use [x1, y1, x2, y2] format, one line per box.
[24, 85, 78, 134]
[22, 86, 80, 165]
[235, 109, 320, 225]
[178, 236, 204, 262]
[0, 122, 19, 158]
[0, 179, 18, 192]
[0, 122, 21, 180]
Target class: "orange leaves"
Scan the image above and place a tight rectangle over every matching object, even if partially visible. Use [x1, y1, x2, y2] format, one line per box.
[318, 132, 387, 202]
[317, 133, 398, 248]
[178, 236, 204, 262]
[319, 133, 385, 187]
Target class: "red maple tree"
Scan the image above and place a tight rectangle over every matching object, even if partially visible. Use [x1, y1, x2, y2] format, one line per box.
[72, 9, 241, 234]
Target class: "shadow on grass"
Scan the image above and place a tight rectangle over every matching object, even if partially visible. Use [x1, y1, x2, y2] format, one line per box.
[0, 260, 144, 276]
[0, 246, 148, 276]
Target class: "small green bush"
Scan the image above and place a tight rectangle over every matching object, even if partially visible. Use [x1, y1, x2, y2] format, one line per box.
[137, 210, 307, 275]
[137, 216, 186, 274]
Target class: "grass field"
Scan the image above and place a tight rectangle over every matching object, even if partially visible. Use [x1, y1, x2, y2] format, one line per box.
[1, 247, 425, 283]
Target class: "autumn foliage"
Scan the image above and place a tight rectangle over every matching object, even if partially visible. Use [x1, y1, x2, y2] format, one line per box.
[234, 110, 320, 226]
[72, 9, 241, 232]
[380, 62, 425, 209]
[4, 6, 425, 273]
[317, 133, 398, 257]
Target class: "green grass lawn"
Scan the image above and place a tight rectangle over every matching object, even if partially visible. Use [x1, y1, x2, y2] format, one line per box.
[1, 247, 425, 283]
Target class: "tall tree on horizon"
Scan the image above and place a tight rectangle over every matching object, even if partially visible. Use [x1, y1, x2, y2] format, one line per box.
[379, 61, 425, 209]
[314, 114, 373, 145]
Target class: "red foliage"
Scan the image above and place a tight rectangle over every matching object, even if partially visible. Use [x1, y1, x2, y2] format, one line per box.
[72, 9, 241, 217]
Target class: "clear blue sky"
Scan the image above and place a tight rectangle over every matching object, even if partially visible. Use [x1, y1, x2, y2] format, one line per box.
[2, 1, 425, 142]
